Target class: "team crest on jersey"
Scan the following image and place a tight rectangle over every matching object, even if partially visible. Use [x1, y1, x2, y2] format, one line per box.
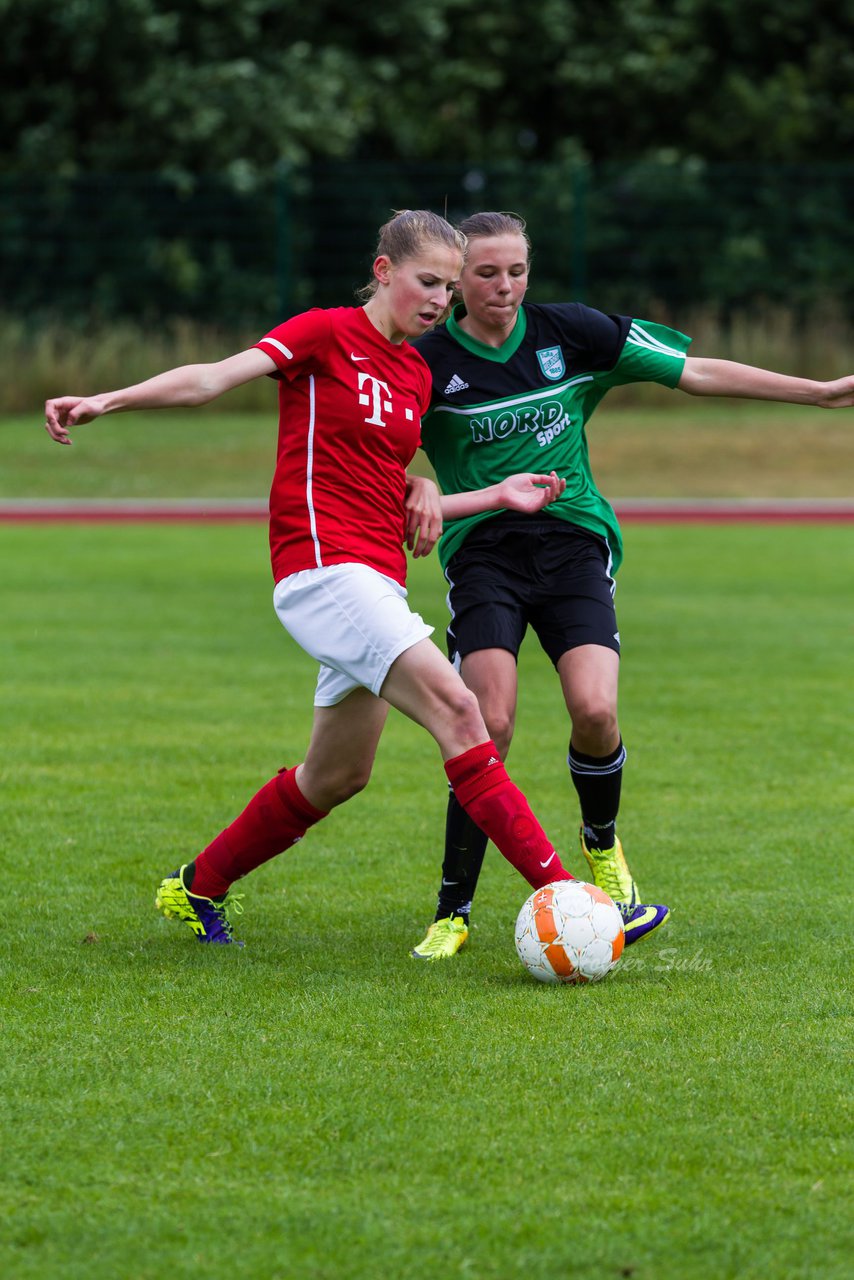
[536, 346, 566, 381]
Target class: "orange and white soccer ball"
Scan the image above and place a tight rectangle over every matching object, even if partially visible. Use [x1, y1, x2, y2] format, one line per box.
[514, 879, 625, 984]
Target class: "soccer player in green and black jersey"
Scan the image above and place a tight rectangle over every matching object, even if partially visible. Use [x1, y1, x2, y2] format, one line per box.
[409, 210, 854, 960]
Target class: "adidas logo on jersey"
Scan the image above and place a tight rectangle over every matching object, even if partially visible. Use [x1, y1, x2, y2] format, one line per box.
[444, 374, 469, 395]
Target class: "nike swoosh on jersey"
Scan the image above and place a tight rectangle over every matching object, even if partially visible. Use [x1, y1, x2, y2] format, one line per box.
[350, 353, 371, 361]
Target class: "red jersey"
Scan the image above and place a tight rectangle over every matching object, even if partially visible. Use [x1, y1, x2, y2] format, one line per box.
[254, 306, 432, 587]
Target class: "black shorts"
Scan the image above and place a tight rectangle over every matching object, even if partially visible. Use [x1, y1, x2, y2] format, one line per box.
[445, 513, 620, 667]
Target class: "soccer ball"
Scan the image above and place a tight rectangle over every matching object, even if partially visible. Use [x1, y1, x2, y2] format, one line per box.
[514, 880, 625, 984]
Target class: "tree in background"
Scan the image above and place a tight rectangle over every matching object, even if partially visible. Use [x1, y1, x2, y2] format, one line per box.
[3, 0, 852, 179]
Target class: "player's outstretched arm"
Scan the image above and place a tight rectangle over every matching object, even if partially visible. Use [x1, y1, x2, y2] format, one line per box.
[678, 358, 854, 408]
[441, 471, 566, 520]
[404, 472, 566, 558]
[44, 348, 277, 445]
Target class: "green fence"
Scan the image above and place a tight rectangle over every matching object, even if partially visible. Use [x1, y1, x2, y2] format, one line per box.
[2, 161, 852, 328]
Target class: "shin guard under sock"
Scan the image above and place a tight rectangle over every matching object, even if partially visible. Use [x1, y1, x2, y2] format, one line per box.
[191, 766, 327, 897]
[444, 741, 572, 890]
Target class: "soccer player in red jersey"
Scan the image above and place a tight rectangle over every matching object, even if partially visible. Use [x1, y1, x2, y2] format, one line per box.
[43, 209, 607, 947]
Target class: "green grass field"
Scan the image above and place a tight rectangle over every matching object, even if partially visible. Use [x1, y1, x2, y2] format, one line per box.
[6, 396, 854, 499]
[1, 514, 851, 1279]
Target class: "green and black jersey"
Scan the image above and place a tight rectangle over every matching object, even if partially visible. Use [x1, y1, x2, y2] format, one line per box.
[414, 303, 691, 573]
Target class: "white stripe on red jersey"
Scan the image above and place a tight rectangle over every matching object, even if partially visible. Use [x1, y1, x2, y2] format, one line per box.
[254, 307, 432, 587]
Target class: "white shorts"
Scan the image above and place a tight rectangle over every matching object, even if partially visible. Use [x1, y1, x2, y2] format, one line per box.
[273, 563, 434, 706]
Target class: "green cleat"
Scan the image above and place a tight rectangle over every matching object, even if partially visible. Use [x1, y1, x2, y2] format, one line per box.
[579, 828, 640, 908]
[155, 865, 245, 945]
[410, 915, 469, 961]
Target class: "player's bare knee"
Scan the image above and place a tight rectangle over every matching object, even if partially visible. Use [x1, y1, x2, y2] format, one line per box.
[573, 701, 619, 750]
[332, 762, 373, 803]
[448, 683, 487, 741]
[303, 758, 373, 808]
[484, 709, 514, 758]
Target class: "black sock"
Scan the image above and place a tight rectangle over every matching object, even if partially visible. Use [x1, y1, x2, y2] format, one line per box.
[568, 739, 626, 851]
[435, 790, 489, 923]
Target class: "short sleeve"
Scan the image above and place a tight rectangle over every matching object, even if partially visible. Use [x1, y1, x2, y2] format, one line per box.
[597, 319, 692, 390]
[253, 309, 331, 381]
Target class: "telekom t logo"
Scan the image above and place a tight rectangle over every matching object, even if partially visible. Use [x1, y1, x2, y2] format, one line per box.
[358, 372, 392, 427]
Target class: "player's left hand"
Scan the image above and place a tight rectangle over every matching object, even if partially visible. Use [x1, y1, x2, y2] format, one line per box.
[404, 474, 443, 557]
[497, 471, 566, 513]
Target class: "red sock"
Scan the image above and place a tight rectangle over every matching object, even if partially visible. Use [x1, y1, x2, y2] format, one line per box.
[190, 767, 327, 897]
[444, 741, 573, 890]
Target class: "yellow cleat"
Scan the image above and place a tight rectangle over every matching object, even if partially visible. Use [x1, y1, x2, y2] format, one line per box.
[155, 865, 245, 945]
[579, 828, 640, 908]
[410, 916, 469, 961]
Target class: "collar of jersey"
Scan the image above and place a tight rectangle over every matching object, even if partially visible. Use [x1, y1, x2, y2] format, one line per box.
[446, 304, 527, 362]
